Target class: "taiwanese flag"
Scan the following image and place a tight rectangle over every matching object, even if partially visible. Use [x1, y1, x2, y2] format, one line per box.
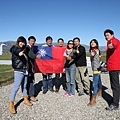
[34, 45, 66, 73]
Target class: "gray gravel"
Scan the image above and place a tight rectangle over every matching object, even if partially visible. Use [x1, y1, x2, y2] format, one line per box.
[0, 68, 120, 120]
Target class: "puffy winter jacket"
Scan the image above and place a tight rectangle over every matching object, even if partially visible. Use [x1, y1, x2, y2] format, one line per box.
[10, 45, 27, 71]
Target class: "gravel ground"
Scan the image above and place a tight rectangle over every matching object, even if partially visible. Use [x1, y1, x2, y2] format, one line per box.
[0, 68, 120, 120]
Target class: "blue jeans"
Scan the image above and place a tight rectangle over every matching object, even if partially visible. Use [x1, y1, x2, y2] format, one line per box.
[92, 73, 102, 95]
[42, 73, 53, 91]
[65, 65, 76, 95]
[10, 71, 28, 100]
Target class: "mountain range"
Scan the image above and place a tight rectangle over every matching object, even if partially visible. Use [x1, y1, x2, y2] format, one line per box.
[0, 40, 106, 52]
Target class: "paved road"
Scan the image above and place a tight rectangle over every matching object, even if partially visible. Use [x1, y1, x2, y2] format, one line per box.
[0, 59, 90, 67]
[0, 60, 12, 65]
[0, 68, 120, 120]
[0, 57, 91, 66]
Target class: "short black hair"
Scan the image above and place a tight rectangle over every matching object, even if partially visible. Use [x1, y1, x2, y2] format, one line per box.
[46, 36, 53, 42]
[73, 37, 80, 42]
[104, 29, 114, 36]
[57, 38, 64, 43]
[28, 36, 36, 41]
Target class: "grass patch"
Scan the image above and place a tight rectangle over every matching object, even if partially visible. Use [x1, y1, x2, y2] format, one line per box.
[0, 65, 13, 72]
[86, 51, 106, 61]
[0, 72, 14, 85]
[0, 65, 13, 86]
[0, 71, 14, 85]
[0, 53, 11, 60]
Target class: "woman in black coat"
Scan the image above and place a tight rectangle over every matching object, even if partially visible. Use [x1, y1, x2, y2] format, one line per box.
[9, 36, 33, 114]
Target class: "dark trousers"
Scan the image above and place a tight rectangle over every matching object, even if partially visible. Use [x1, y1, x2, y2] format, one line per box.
[54, 73, 66, 90]
[27, 74, 35, 97]
[109, 71, 120, 106]
[42, 73, 53, 91]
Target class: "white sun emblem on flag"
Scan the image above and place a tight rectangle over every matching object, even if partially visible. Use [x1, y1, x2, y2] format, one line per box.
[38, 49, 46, 57]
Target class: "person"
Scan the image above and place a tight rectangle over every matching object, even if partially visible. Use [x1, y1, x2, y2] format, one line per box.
[64, 40, 76, 96]
[73, 37, 90, 96]
[104, 29, 120, 110]
[9, 36, 32, 114]
[42, 36, 54, 94]
[54, 38, 66, 92]
[87, 39, 102, 106]
[25, 36, 40, 102]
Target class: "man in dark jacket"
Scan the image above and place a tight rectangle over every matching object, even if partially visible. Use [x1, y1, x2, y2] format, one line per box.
[72, 37, 90, 96]
[26, 36, 40, 102]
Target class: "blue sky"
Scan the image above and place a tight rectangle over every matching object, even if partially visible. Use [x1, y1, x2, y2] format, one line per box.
[0, 0, 120, 46]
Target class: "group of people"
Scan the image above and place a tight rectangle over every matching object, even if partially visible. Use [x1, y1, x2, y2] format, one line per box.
[41, 36, 90, 98]
[9, 29, 120, 114]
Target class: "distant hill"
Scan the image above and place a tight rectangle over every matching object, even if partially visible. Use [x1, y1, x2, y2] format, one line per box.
[0, 40, 106, 52]
[0, 40, 16, 46]
[36, 42, 106, 52]
[0, 41, 16, 53]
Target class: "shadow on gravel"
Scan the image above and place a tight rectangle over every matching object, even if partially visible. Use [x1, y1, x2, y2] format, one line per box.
[14, 80, 43, 111]
[52, 76, 66, 91]
[102, 85, 113, 106]
[34, 80, 43, 97]
[89, 80, 113, 105]
[15, 98, 24, 111]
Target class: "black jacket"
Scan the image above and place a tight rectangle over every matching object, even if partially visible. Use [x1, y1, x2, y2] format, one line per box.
[10, 45, 27, 71]
[25, 45, 37, 73]
[64, 49, 76, 68]
[71, 45, 87, 67]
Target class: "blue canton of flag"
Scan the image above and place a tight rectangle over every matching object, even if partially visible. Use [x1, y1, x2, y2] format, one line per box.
[37, 46, 53, 60]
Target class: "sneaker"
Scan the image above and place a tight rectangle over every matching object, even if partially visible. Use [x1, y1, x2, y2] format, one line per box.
[55, 89, 59, 92]
[68, 94, 74, 97]
[43, 90, 48, 94]
[105, 104, 119, 111]
[63, 87, 67, 91]
[78, 91, 84, 96]
[64, 92, 69, 96]
[49, 88, 54, 92]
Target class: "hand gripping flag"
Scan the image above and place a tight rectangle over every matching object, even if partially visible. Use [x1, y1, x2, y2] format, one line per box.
[34, 45, 66, 73]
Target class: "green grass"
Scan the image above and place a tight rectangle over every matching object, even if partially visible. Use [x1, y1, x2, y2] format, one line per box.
[0, 65, 13, 85]
[86, 51, 106, 61]
[0, 65, 13, 72]
[0, 71, 14, 85]
[100, 52, 106, 61]
[0, 53, 11, 60]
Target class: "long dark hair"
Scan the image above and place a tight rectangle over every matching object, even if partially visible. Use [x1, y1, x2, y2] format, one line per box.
[89, 39, 101, 55]
[67, 40, 74, 49]
[15, 36, 27, 50]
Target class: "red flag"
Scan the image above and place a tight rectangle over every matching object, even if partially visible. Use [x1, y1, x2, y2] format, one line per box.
[34, 46, 66, 73]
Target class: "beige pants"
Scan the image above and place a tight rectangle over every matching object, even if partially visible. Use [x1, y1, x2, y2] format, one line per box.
[76, 66, 90, 92]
